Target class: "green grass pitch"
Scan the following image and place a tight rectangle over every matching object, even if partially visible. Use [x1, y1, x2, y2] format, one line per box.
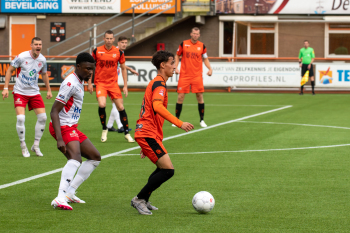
[1, 91, 350, 232]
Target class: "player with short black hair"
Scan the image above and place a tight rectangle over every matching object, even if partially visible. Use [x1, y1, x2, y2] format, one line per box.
[131, 50, 194, 215]
[2, 37, 52, 157]
[299, 40, 315, 95]
[50, 52, 101, 210]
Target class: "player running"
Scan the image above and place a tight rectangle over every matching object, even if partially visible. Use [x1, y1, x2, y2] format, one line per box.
[131, 51, 194, 215]
[89, 30, 134, 143]
[174, 27, 213, 128]
[50, 52, 101, 210]
[107, 36, 139, 133]
[2, 37, 52, 157]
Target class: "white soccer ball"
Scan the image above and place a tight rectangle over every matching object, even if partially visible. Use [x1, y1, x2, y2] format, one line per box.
[192, 191, 215, 214]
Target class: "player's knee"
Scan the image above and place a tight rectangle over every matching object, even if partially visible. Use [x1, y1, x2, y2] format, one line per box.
[37, 113, 47, 124]
[17, 115, 25, 125]
[164, 169, 174, 179]
[94, 151, 102, 161]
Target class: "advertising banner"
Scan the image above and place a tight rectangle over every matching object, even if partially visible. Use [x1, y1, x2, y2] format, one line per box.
[316, 64, 350, 87]
[216, 0, 350, 15]
[61, 0, 120, 13]
[1, 0, 61, 13]
[120, 0, 181, 14]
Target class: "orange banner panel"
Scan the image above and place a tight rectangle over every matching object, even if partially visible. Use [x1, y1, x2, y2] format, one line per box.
[121, 0, 181, 14]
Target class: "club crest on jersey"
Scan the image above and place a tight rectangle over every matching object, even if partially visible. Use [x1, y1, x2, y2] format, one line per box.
[67, 82, 71, 87]
[15, 98, 22, 104]
[197, 47, 201, 50]
[70, 130, 79, 138]
[38, 62, 42, 67]
[59, 94, 65, 99]
[25, 61, 28, 65]
[159, 89, 164, 96]
[113, 54, 116, 58]
[185, 44, 190, 47]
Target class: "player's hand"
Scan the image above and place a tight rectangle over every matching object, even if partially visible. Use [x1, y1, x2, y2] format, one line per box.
[46, 90, 52, 99]
[57, 139, 66, 154]
[87, 83, 93, 95]
[299, 63, 302, 68]
[181, 122, 194, 132]
[140, 150, 146, 159]
[123, 86, 128, 98]
[308, 64, 311, 70]
[207, 69, 213, 76]
[175, 68, 180, 74]
[2, 89, 9, 100]
[131, 69, 139, 76]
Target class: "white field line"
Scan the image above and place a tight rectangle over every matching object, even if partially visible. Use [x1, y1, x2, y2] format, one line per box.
[238, 121, 350, 130]
[0, 105, 291, 190]
[119, 143, 350, 156]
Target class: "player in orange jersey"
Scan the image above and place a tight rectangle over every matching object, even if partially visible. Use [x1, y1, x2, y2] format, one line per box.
[89, 30, 134, 143]
[131, 51, 194, 215]
[174, 27, 213, 128]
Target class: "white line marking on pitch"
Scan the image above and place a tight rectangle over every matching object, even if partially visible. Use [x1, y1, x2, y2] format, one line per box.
[238, 121, 350, 130]
[0, 105, 292, 190]
[119, 143, 350, 156]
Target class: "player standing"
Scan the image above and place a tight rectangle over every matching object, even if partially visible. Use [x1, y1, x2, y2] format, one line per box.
[107, 36, 139, 133]
[50, 52, 101, 210]
[2, 37, 52, 157]
[299, 40, 315, 95]
[174, 27, 213, 128]
[88, 30, 134, 143]
[131, 51, 194, 215]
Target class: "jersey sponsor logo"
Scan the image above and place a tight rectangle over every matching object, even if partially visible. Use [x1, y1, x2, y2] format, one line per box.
[29, 69, 37, 77]
[186, 52, 200, 59]
[67, 82, 71, 87]
[70, 130, 79, 138]
[98, 51, 105, 53]
[97, 60, 117, 69]
[59, 94, 65, 99]
[15, 98, 22, 104]
[185, 44, 190, 47]
[136, 123, 143, 129]
[159, 89, 164, 96]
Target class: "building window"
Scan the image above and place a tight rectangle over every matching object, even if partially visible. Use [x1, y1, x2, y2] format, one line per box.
[236, 22, 277, 57]
[223, 21, 234, 54]
[327, 24, 350, 56]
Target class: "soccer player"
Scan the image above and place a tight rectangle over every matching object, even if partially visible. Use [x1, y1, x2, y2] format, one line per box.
[174, 27, 213, 128]
[89, 30, 134, 143]
[107, 36, 139, 133]
[299, 40, 315, 95]
[2, 37, 52, 157]
[131, 51, 194, 215]
[50, 52, 101, 210]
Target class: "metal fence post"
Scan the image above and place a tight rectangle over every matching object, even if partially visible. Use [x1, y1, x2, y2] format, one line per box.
[131, 7, 136, 43]
[89, 30, 92, 53]
[175, 0, 177, 21]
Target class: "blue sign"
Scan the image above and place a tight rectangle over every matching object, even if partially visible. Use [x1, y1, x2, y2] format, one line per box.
[1, 0, 62, 13]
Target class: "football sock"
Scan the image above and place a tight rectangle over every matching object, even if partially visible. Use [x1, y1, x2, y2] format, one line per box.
[311, 81, 315, 93]
[58, 159, 81, 199]
[106, 110, 115, 129]
[34, 113, 47, 146]
[67, 160, 100, 194]
[118, 109, 129, 135]
[300, 85, 304, 93]
[198, 103, 205, 121]
[148, 168, 161, 182]
[16, 115, 25, 142]
[98, 107, 107, 130]
[137, 169, 174, 202]
[175, 103, 182, 119]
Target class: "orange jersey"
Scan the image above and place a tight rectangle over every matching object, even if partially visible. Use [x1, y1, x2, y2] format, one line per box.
[135, 75, 169, 141]
[92, 45, 125, 85]
[176, 39, 207, 78]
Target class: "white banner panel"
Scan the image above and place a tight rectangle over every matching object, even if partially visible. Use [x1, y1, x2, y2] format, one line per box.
[62, 0, 120, 13]
[119, 61, 301, 87]
[316, 64, 350, 87]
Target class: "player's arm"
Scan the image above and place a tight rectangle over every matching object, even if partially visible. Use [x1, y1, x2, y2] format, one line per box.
[298, 49, 302, 67]
[41, 66, 52, 99]
[126, 65, 139, 76]
[2, 65, 16, 100]
[175, 42, 183, 74]
[120, 63, 128, 98]
[50, 101, 66, 154]
[203, 58, 213, 76]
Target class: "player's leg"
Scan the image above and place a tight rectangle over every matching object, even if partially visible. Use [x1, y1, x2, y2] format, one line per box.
[15, 107, 29, 157]
[114, 98, 135, 142]
[66, 137, 101, 203]
[52, 140, 82, 210]
[173, 78, 189, 127]
[310, 65, 315, 95]
[193, 78, 206, 127]
[107, 103, 118, 132]
[32, 107, 47, 156]
[96, 85, 108, 142]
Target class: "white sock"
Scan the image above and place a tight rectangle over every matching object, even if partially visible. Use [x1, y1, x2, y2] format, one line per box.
[58, 159, 81, 199]
[34, 113, 47, 146]
[112, 104, 123, 129]
[107, 106, 116, 129]
[67, 160, 100, 194]
[16, 115, 25, 143]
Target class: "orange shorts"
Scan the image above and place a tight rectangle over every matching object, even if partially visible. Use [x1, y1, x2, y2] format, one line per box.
[177, 76, 204, 93]
[96, 82, 122, 100]
[135, 137, 167, 164]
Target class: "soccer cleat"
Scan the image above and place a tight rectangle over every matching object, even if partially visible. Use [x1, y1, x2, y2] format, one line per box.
[312, 92, 316, 95]
[146, 202, 158, 210]
[131, 196, 152, 215]
[125, 134, 135, 143]
[200, 120, 208, 128]
[65, 192, 86, 204]
[108, 126, 118, 132]
[172, 124, 177, 127]
[118, 127, 132, 133]
[31, 145, 43, 157]
[299, 92, 303, 95]
[101, 129, 108, 142]
[21, 145, 30, 157]
[51, 197, 73, 210]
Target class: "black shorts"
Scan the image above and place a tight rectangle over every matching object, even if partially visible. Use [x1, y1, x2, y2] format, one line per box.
[301, 64, 314, 77]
